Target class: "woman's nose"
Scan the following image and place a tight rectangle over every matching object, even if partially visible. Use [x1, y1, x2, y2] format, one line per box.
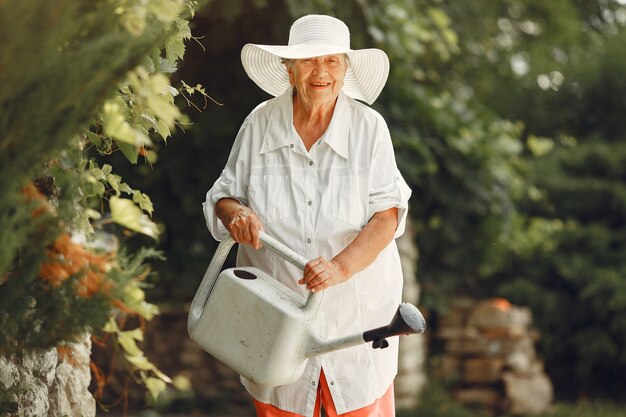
[311, 61, 327, 74]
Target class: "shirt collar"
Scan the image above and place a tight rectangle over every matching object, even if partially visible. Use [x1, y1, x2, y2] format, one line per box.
[260, 88, 351, 159]
[321, 91, 350, 159]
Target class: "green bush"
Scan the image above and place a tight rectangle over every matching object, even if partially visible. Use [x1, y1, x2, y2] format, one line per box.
[0, 0, 202, 402]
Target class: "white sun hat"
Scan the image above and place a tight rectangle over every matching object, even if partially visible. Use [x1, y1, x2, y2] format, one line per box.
[241, 14, 390, 105]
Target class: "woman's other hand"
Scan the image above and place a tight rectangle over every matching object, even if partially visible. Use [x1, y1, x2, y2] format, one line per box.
[298, 207, 399, 292]
[299, 257, 349, 292]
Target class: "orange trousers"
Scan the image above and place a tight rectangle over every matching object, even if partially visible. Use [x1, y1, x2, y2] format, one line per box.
[252, 371, 395, 417]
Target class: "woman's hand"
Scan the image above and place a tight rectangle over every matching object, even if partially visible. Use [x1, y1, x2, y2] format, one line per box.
[216, 198, 264, 249]
[299, 257, 349, 292]
[298, 207, 399, 292]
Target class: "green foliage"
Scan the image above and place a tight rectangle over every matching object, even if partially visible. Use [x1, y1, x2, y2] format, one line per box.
[496, 142, 626, 398]
[439, 0, 626, 399]
[0, 0, 201, 404]
[0, 0, 176, 274]
[539, 402, 626, 417]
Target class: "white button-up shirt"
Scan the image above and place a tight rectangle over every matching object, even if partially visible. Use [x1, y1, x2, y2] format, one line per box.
[203, 88, 411, 417]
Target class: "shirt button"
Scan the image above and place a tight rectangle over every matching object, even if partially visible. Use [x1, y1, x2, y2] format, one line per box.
[311, 381, 316, 386]
[307, 200, 312, 206]
[290, 144, 294, 148]
[306, 238, 312, 244]
[330, 381, 335, 386]
[308, 161, 314, 166]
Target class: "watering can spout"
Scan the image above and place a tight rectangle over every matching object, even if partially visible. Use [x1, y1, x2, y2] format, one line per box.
[363, 303, 426, 349]
[307, 303, 426, 357]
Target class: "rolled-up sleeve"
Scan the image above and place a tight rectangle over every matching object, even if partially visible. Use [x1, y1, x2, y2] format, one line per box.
[202, 117, 252, 241]
[367, 118, 412, 238]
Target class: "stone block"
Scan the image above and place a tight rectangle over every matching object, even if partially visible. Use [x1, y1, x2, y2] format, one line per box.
[438, 307, 469, 328]
[453, 387, 502, 407]
[467, 299, 531, 331]
[463, 358, 504, 383]
[0, 356, 19, 388]
[437, 326, 480, 340]
[436, 355, 462, 381]
[502, 371, 553, 415]
[505, 351, 542, 375]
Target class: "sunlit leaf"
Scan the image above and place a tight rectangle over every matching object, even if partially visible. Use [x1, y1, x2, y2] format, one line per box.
[84, 130, 103, 147]
[132, 191, 154, 215]
[89, 166, 106, 181]
[107, 174, 121, 194]
[165, 35, 186, 62]
[110, 196, 159, 239]
[175, 18, 192, 39]
[153, 368, 172, 383]
[427, 7, 451, 30]
[102, 101, 137, 144]
[528, 135, 555, 157]
[119, 183, 133, 194]
[92, 181, 105, 196]
[103, 316, 119, 333]
[117, 332, 142, 356]
[145, 377, 167, 402]
[172, 374, 192, 391]
[147, 0, 183, 23]
[117, 141, 139, 164]
[125, 353, 154, 371]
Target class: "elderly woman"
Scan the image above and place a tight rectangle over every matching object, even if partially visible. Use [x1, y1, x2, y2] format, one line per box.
[203, 14, 411, 417]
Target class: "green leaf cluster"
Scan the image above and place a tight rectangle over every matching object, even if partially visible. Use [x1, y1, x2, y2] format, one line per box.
[0, 0, 201, 404]
[444, 0, 626, 398]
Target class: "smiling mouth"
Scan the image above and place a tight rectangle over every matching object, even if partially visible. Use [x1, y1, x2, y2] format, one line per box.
[309, 82, 331, 87]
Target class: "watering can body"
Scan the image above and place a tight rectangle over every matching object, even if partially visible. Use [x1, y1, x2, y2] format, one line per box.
[189, 264, 312, 386]
[188, 232, 426, 387]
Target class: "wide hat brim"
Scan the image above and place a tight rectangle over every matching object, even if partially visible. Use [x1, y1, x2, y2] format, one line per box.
[241, 43, 390, 105]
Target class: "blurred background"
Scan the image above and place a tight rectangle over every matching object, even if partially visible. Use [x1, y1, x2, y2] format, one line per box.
[101, 0, 626, 415]
[2, 0, 626, 416]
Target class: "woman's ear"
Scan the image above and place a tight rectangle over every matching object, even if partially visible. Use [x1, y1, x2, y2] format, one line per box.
[286, 65, 296, 86]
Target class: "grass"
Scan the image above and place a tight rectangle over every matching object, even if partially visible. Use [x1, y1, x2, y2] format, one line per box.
[538, 402, 626, 417]
[397, 381, 626, 417]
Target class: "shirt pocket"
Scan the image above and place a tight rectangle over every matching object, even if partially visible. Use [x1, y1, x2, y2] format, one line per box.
[249, 175, 293, 224]
[329, 175, 365, 227]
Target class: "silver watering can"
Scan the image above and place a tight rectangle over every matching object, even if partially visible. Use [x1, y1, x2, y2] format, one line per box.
[188, 231, 426, 387]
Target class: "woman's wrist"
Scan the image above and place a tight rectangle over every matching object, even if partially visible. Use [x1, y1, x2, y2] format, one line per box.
[331, 257, 351, 281]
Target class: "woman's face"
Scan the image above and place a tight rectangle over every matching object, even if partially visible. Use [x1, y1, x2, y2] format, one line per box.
[287, 54, 348, 107]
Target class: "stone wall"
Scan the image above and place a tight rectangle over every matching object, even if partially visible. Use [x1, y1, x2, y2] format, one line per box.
[434, 298, 553, 415]
[396, 218, 427, 409]
[0, 334, 95, 417]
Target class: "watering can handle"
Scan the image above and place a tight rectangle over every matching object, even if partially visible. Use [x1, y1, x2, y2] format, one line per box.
[189, 231, 322, 335]
[258, 231, 308, 270]
[258, 231, 322, 313]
